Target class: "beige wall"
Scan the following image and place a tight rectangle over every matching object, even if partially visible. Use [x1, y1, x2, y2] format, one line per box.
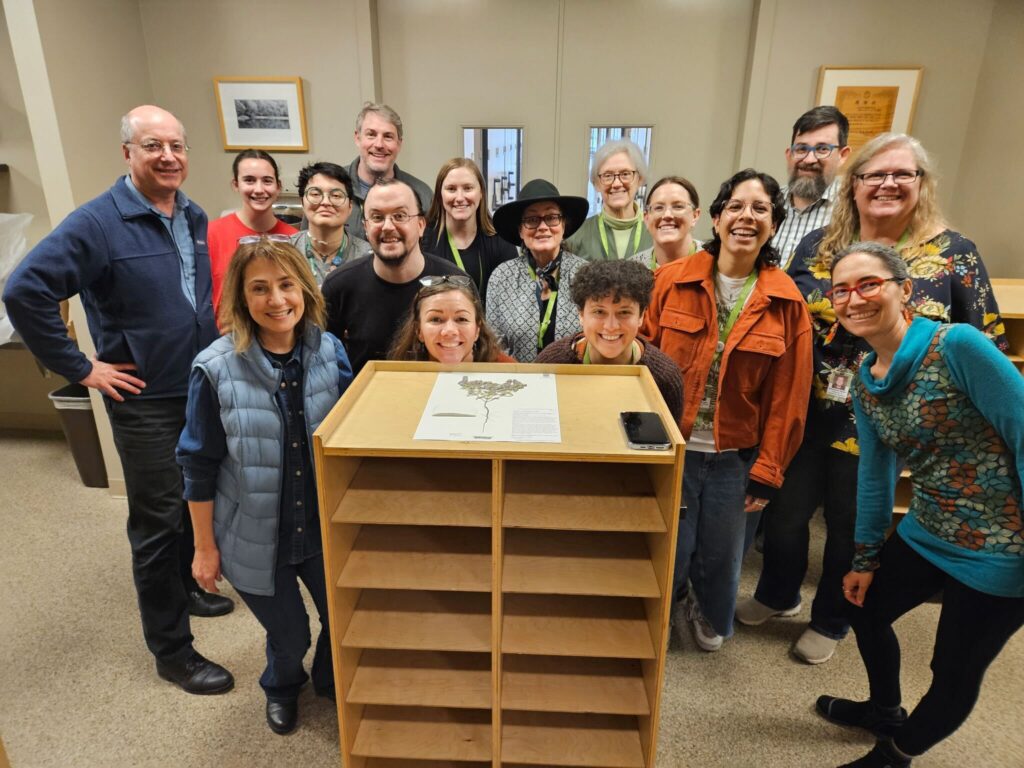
[139, 0, 367, 217]
[949, 0, 1024, 279]
[747, 0, 994, 217]
[378, 0, 753, 242]
[377, 0, 562, 191]
[32, 0, 153, 205]
[0, 8, 50, 246]
[557, 0, 753, 241]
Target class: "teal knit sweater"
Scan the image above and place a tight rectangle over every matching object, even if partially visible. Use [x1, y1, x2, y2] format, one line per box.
[851, 317, 1024, 597]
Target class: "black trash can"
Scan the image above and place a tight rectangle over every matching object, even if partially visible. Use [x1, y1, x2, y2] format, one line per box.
[48, 383, 109, 488]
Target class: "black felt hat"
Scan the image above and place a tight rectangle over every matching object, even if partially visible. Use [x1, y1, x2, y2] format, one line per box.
[492, 179, 590, 247]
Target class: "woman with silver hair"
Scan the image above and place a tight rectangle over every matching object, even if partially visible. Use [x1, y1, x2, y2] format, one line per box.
[738, 132, 1007, 667]
[566, 138, 652, 261]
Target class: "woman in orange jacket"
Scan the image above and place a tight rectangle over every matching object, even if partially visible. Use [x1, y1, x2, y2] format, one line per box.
[641, 168, 813, 652]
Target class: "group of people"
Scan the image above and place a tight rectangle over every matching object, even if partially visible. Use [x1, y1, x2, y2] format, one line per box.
[3, 99, 1021, 768]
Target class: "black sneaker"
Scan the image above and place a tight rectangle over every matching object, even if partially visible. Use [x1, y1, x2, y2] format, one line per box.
[816, 695, 907, 738]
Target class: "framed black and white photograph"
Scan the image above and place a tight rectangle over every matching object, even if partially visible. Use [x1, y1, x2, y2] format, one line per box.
[214, 76, 308, 151]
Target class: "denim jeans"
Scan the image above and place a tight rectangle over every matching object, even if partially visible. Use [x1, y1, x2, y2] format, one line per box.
[674, 449, 757, 638]
[236, 553, 333, 701]
[848, 533, 1024, 756]
[753, 437, 857, 639]
[107, 397, 198, 663]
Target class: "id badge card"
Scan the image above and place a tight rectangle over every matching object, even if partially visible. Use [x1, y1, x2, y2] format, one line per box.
[825, 367, 854, 403]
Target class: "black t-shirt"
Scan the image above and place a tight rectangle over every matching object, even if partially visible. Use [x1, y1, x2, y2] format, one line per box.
[420, 224, 517, 302]
[322, 252, 466, 375]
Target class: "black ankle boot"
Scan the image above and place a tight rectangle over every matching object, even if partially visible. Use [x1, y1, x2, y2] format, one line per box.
[838, 738, 912, 767]
[816, 695, 907, 737]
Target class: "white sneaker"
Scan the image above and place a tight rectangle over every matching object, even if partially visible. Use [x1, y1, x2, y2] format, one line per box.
[793, 626, 839, 664]
[735, 596, 802, 626]
[684, 593, 723, 652]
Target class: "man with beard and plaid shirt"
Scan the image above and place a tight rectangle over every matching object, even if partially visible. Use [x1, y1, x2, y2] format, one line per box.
[772, 106, 851, 270]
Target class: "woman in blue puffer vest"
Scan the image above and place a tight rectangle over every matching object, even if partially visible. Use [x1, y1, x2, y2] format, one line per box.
[177, 236, 352, 735]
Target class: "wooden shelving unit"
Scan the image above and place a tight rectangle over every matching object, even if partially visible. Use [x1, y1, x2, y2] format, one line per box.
[893, 279, 1024, 519]
[315, 361, 685, 768]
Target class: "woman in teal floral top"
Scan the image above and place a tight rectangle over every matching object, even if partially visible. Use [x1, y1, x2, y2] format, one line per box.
[739, 133, 1007, 668]
[814, 242, 1024, 768]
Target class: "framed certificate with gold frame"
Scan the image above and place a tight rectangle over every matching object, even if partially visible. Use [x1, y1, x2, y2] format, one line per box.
[815, 67, 922, 150]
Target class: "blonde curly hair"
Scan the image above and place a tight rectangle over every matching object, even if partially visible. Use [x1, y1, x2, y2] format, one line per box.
[817, 133, 948, 268]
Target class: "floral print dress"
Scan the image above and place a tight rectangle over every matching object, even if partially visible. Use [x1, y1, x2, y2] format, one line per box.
[787, 228, 1007, 456]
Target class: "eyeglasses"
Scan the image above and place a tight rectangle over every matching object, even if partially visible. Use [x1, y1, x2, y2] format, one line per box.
[304, 187, 348, 206]
[365, 211, 423, 226]
[825, 277, 903, 304]
[647, 202, 693, 217]
[722, 199, 773, 219]
[790, 143, 840, 160]
[597, 170, 638, 185]
[419, 274, 474, 288]
[125, 140, 189, 156]
[238, 234, 292, 245]
[853, 170, 924, 186]
[521, 213, 564, 230]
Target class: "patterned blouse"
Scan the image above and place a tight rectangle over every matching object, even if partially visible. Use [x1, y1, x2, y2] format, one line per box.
[485, 250, 586, 362]
[851, 319, 1024, 597]
[788, 228, 1007, 455]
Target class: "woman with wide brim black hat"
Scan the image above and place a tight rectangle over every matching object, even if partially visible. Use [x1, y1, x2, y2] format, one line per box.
[484, 179, 590, 361]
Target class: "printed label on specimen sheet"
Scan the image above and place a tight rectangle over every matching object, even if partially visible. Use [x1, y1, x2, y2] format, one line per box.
[414, 372, 561, 442]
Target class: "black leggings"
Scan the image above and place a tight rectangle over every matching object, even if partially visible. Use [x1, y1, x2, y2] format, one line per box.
[847, 532, 1024, 756]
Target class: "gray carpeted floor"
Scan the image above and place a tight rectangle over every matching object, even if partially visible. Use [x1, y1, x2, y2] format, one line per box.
[1, 433, 1021, 767]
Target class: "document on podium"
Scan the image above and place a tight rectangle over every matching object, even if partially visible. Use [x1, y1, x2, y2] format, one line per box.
[414, 371, 561, 442]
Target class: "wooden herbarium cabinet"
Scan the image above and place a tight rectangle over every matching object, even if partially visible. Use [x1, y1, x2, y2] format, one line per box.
[313, 361, 685, 768]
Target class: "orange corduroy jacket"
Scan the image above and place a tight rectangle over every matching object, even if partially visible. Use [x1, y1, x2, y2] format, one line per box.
[641, 250, 813, 497]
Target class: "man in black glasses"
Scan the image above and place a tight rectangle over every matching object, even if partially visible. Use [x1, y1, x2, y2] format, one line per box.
[3, 105, 234, 695]
[323, 179, 465, 375]
[772, 106, 851, 269]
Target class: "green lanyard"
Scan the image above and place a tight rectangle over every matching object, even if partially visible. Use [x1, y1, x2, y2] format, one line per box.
[650, 240, 697, 270]
[446, 228, 483, 286]
[713, 270, 758, 363]
[527, 263, 557, 350]
[598, 212, 643, 259]
[305, 233, 347, 270]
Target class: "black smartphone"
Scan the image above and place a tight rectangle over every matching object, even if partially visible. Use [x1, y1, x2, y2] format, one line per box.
[620, 411, 671, 451]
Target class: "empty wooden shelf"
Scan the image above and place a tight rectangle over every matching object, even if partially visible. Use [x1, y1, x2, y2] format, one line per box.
[503, 530, 659, 598]
[343, 589, 491, 652]
[339, 525, 491, 592]
[351, 706, 491, 762]
[502, 711, 644, 767]
[502, 656, 649, 715]
[315, 362, 684, 768]
[348, 649, 491, 709]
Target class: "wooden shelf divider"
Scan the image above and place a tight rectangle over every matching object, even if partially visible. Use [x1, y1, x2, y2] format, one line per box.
[339, 525, 491, 592]
[502, 655, 649, 715]
[503, 461, 666, 532]
[501, 711, 644, 767]
[333, 457, 492, 527]
[351, 705, 491, 762]
[347, 649, 491, 709]
[502, 595, 656, 659]
[343, 590, 491, 652]
[503, 530, 659, 598]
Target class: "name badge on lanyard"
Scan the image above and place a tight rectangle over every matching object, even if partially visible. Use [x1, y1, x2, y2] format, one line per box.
[825, 366, 855, 403]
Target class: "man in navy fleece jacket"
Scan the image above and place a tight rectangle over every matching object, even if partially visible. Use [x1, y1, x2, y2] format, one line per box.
[3, 105, 233, 695]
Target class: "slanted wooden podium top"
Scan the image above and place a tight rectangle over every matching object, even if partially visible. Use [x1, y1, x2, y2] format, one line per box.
[314, 361, 684, 463]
